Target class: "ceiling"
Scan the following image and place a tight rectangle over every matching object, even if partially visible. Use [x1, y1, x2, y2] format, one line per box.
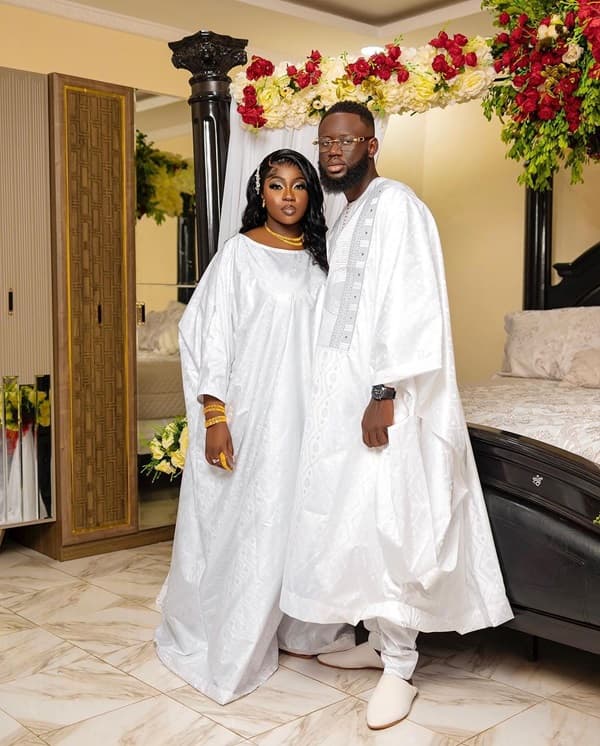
[38, 0, 486, 58]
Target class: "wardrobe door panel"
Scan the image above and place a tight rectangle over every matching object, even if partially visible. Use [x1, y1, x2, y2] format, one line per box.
[50, 74, 137, 543]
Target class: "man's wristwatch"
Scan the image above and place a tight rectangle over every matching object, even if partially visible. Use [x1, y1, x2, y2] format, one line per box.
[371, 384, 396, 401]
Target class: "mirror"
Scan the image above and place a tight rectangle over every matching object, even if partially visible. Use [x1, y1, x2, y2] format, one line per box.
[135, 91, 194, 530]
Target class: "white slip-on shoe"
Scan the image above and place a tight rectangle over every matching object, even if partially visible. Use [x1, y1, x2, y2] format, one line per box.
[366, 673, 418, 730]
[317, 642, 384, 670]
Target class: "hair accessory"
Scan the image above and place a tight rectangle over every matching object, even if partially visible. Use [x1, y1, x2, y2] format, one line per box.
[254, 169, 261, 195]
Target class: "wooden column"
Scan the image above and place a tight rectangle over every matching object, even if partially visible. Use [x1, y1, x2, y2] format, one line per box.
[523, 182, 553, 310]
[169, 30, 247, 277]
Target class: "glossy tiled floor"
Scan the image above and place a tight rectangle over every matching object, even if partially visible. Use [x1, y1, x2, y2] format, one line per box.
[0, 539, 598, 745]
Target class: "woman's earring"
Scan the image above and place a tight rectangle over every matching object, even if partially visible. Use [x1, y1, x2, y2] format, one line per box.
[261, 198, 265, 208]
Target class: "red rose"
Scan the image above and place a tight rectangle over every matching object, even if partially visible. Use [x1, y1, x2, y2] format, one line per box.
[494, 59, 505, 72]
[529, 72, 544, 86]
[451, 53, 466, 68]
[286, 65, 297, 77]
[521, 98, 538, 114]
[565, 11, 576, 29]
[453, 33, 468, 47]
[295, 71, 311, 89]
[242, 85, 257, 104]
[397, 66, 410, 82]
[518, 13, 529, 27]
[376, 67, 392, 80]
[310, 50, 322, 62]
[386, 44, 401, 60]
[512, 74, 526, 87]
[432, 54, 449, 73]
[305, 61, 316, 73]
[496, 32, 509, 45]
[537, 106, 556, 120]
[443, 67, 458, 80]
[246, 55, 274, 80]
[465, 52, 478, 67]
[499, 11, 511, 26]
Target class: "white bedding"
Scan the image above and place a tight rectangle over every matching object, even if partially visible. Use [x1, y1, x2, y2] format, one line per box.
[137, 351, 185, 421]
[460, 377, 600, 467]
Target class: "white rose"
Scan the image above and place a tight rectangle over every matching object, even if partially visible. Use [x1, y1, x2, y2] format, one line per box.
[537, 23, 558, 41]
[562, 43, 583, 65]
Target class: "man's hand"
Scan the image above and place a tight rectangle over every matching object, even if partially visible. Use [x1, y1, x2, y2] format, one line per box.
[361, 399, 394, 448]
[206, 422, 235, 470]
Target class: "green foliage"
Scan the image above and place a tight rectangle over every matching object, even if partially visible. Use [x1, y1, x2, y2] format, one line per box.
[135, 130, 195, 225]
[482, 1, 600, 190]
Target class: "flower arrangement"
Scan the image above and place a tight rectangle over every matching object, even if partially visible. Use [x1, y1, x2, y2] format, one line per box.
[232, 34, 496, 130]
[135, 130, 195, 224]
[482, 0, 600, 190]
[141, 417, 189, 481]
[2, 381, 51, 454]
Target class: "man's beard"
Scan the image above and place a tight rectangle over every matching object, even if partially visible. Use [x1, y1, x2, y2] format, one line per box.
[319, 151, 370, 193]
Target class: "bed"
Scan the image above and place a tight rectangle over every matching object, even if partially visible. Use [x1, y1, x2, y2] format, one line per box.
[136, 303, 186, 481]
[462, 241, 600, 655]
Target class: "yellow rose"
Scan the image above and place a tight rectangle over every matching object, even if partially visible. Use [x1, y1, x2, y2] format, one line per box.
[179, 424, 189, 457]
[155, 460, 176, 475]
[171, 449, 186, 469]
[149, 438, 165, 460]
[38, 400, 51, 427]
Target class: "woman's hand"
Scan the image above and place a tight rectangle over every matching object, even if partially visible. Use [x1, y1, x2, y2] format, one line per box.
[206, 422, 235, 470]
[361, 399, 394, 448]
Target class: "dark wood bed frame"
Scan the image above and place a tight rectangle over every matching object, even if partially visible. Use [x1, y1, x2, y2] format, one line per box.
[468, 240, 600, 654]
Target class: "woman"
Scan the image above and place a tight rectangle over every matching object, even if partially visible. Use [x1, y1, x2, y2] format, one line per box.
[155, 149, 353, 704]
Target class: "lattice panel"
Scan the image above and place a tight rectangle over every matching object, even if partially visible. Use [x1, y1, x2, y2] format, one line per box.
[65, 88, 130, 532]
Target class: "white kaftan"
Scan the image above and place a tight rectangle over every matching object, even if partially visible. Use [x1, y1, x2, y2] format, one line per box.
[281, 178, 513, 634]
[155, 234, 353, 704]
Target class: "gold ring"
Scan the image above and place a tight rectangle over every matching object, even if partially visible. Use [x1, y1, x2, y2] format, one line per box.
[219, 452, 232, 471]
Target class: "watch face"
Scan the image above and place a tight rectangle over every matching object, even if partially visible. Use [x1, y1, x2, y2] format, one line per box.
[372, 385, 385, 400]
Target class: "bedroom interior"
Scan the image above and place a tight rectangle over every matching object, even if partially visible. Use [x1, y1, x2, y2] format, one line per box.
[0, 0, 599, 741]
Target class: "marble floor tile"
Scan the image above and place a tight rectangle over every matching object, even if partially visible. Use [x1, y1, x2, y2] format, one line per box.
[444, 629, 594, 698]
[133, 541, 173, 560]
[54, 548, 163, 580]
[85, 558, 168, 606]
[278, 653, 383, 696]
[2, 581, 162, 655]
[0, 709, 41, 746]
[102, 641, 186, 692]
[0, 556, 75, 601]
[169, 666, 347, 738]
[359, 661, 540, 741]
[0, 607, 35, 638]
[251, 696, 461, 746]
[417, 631, 485, 659]
[550, 670, 600, 719]
[462, 699, 600, 745]
[0, 654, 157, 735]
[0, 627, 87, 684]
[42, 694, 244, 746]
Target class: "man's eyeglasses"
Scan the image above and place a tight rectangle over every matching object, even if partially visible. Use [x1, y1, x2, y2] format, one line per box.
[312, 136, 373, 152]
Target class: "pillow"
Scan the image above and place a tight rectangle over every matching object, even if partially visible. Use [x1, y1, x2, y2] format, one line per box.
[500, 307, 600, 380]
[561, 347, 600, 388]
[137, 301, 186, 354]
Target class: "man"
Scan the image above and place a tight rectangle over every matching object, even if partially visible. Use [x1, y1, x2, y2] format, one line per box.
[280, 101, 512, 730]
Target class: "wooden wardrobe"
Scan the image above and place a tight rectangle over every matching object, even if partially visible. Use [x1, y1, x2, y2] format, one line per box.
[2, 68, 174, 559]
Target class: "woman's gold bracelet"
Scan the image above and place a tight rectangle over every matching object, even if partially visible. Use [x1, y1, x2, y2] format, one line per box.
[203, 404, 226, 414]
[205, 415, 227, 428]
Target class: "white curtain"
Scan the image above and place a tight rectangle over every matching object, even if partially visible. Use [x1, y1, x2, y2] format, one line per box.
[218, 102, 387, 249]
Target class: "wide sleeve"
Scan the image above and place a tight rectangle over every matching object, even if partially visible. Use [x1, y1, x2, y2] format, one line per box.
[178, 238, 236, 404]
[370, 191, 444, 385]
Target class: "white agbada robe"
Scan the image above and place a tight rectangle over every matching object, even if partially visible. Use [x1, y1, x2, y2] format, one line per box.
[281, 178, 513, 633]
[155, 234, 353, 704]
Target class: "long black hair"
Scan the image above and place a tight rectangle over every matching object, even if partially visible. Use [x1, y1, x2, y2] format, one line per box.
[240, 149, 328, 273]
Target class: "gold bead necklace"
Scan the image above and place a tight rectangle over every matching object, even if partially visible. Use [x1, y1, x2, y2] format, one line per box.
[264, 223, 304, 246]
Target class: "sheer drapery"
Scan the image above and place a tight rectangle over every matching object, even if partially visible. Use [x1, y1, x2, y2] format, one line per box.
[218, 103, 387, 248]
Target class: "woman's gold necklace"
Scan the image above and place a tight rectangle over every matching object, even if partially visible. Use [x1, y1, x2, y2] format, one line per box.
[264, 223, 304, 246]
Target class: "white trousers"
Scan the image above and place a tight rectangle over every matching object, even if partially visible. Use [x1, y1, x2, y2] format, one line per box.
[365, 618, 419, 680]
[278, 615, 355, 656]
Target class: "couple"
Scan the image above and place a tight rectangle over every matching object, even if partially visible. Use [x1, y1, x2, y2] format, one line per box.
[155, 101, 512, 730]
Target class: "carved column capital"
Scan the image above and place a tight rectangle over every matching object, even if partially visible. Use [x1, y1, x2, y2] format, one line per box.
[169, 30, 248, 84]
